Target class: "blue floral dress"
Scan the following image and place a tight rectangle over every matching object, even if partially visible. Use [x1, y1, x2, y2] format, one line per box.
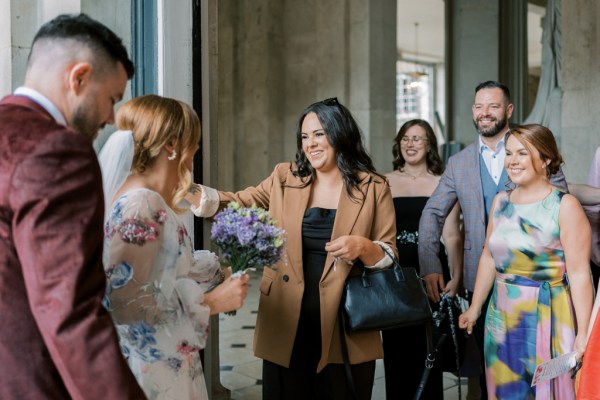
[103, 188, 222, 400]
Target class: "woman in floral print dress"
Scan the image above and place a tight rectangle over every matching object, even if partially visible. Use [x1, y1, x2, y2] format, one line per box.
[99, 95, 249, 399]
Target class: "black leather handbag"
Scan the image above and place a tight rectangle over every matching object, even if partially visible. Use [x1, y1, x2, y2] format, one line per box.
[341, 247, 432, 332]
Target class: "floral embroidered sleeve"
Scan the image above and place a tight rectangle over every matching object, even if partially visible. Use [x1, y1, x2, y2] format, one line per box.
[104, 190, 206, 325]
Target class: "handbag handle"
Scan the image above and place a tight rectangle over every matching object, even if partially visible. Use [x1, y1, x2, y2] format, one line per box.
[373, 245, 407, 282]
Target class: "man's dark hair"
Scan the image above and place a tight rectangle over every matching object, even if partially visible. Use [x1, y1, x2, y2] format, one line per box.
[32, 13, 134, 79]
[475, 80, 511, 103]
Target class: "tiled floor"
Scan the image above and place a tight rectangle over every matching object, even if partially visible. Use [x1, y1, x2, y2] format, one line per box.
[219, 270, 468, 399]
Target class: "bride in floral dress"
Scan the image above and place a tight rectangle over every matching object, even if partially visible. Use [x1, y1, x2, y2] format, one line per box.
[99, 95, 249, 399]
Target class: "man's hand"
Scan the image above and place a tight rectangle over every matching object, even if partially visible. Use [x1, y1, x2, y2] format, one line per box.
[423, 272, 445, 302]
[443, 278, 463, 298]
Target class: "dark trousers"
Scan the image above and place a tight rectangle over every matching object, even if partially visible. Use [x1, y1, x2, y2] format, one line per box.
[468, 290, 491, 400]
[262, 359, 375, 400]
[592, 261, 600, 292]
[382, 324, 443, 400]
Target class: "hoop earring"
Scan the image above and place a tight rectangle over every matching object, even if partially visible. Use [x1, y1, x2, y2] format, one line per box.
[168, 150, 177, 161]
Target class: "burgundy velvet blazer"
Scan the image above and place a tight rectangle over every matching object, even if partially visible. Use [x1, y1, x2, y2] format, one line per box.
[0, 95, 145, 399]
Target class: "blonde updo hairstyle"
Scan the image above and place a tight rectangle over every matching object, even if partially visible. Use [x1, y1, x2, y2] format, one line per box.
[505, 124, 563, 178]
[117, 94, 201, 212]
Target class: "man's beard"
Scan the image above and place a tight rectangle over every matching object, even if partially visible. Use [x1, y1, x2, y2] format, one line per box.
[72, 104, 102, 141]
[473, 115, 507, 138]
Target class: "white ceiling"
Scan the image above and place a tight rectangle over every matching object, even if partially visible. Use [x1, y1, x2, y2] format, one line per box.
[397, 0, 445, 62]
[396, 0, 545, 67]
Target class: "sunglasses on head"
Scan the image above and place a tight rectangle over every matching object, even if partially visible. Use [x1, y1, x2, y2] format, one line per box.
[320, 97, 339, 107]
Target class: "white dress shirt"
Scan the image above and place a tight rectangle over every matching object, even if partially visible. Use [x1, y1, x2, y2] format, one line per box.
[479, 135, 506, 185]
[14, 86, 66, 125]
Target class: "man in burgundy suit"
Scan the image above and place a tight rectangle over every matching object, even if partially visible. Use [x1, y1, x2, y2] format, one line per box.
[0, 14, 145, 399]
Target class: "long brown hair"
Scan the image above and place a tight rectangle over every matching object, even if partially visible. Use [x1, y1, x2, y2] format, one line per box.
[117, 95, 201, 212]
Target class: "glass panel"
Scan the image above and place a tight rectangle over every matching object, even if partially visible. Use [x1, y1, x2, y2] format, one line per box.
[396, 60, 435, 131]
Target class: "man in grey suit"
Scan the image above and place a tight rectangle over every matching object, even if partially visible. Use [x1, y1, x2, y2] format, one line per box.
[418, 80, 567, 399]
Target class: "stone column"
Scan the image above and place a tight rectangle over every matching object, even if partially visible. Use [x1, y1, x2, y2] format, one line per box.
[445, 0, 500, 144]
[347, 0, 397, 173]
[0, 0, 11, 96]
[561, 0, 600, 182]
[499, 0, 528, 123]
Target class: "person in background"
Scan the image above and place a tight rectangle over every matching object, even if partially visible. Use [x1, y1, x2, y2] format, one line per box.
[567, 147, 600, 289]
[418, 81, 569, 399]
[186, 97, 397, 400]
[574, 146, 600, 400]
[0, 13, 145, 399]
[383, 119, 463, 399]
[459, 124, 592, 399]
[99, 95, 249, 399]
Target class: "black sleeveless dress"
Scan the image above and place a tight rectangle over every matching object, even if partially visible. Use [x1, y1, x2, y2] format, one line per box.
[263, 208, 375, 400]
[381, 197, 448, 400]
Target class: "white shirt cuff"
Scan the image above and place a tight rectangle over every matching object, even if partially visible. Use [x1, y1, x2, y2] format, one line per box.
[365, 241, 394, 270]
[189, 185, 220, 217]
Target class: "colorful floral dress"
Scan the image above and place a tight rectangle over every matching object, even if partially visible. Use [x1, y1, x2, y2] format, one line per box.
[485, 189, 576, 399]
[103, 188, 222, 400]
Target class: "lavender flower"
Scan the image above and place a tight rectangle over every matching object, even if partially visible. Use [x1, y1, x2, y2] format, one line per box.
[210, 202, 286, 273]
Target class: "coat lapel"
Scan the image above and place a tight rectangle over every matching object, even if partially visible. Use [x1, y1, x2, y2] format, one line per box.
[466, 143, 486, 225]
[280, 175, 311, 282]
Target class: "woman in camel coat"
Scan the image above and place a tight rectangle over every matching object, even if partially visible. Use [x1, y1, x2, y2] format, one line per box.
[188, 98, 397, 399]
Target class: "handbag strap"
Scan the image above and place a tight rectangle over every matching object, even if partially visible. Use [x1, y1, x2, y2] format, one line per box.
[377, 246, 442, 400]
[380, 245, 400, 269]
[437, 294, 463, 399]
[414, 323, 444, 400]
[416, 294, 464, 400]
[340, 246, 441, 400]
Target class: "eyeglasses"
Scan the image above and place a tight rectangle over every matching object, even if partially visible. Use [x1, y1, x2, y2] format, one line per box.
[320, 97, 339, 106]
[400, 136, 427, 145]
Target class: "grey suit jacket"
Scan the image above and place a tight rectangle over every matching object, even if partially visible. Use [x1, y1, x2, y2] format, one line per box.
[418, 140, 568, 292]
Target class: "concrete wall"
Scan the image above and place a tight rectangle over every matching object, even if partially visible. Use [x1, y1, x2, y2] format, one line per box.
[2, 1, 598, 203]
[561, 0, 600, 183]
[2, 0, 82, 97]
[217, 0, 397, 191]
[81, 0, 132, 152]
[447, 0, 500, 145]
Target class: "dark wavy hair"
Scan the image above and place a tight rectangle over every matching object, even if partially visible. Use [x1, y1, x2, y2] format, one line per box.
[292, 98, 383, 201]
[392, 119, 444, 175]
[505, 124, 563, 177]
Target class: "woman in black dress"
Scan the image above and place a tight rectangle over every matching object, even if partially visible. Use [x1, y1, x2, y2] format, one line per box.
[383, 119, 463, 399]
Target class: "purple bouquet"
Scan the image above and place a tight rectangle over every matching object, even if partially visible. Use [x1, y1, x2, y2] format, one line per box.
[210, 202, 286, 274]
